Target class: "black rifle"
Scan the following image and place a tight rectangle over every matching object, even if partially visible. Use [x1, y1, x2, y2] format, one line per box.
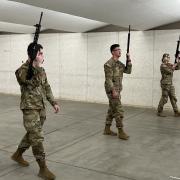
[174, 35, 180, 64]
[26, 12, 43, 80]
[125, 25, 131, 69]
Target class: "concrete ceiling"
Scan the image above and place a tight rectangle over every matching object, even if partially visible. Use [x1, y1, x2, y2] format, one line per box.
[0, 0, 180, 33]
[0, 0, 107, 33]
[0, 21, 35, 34]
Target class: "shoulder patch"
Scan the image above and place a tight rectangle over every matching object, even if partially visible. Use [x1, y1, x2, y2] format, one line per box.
[20, 63, 28, 70]
[104, 63, 111, 68]
[104, 58, 114, 67]
[161, 64, 167, 68]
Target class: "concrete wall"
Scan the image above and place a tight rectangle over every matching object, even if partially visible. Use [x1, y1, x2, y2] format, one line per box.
[0, 30, 180, 108]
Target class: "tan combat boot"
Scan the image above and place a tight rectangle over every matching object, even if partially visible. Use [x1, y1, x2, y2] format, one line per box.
[11, 148, 29, 167]
[118, 128, 129, 140]
[103, 124, 117, 136]
[174, 112, 180, 117]
[37, 160, 56, 180]
[157, 111, 166, 117]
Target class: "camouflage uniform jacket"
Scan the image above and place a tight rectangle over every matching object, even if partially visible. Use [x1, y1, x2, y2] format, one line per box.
[15, 60, 57, 109]
[104, 58, 132, 93]
[160, 62, 180, 85]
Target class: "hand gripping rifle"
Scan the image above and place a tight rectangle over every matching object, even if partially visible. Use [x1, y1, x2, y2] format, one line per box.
[174, 35, 180, 64]
[26, 12, 43, 80]
[125, 25, 131, 69]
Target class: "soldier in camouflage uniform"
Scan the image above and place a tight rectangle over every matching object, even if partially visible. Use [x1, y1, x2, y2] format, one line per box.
[103, 44, 132, 140]
[11, 43, 60, 180]
[157, 52, 180, 117]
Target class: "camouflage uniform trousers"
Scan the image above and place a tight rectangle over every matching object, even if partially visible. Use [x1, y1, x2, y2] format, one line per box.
[157, 84, 178, 113]
[105, 93, 124, 128]
[18, 109, 46, 160]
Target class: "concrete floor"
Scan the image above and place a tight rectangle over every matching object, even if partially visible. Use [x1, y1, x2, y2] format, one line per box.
[0, 94, 180, 180]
